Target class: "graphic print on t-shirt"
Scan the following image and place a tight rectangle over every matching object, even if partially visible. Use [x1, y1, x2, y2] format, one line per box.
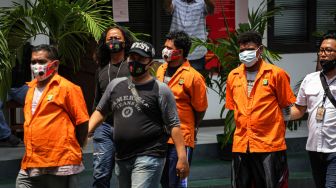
[247, 80, 254, 96]
[112, 95, 149, 118]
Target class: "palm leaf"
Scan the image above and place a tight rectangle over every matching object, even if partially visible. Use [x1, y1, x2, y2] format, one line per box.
[0, 0, 116, 66]
[0, 30, 11, 101]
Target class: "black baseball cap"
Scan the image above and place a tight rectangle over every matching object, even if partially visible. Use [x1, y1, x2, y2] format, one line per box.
[129, 41, 155, 58]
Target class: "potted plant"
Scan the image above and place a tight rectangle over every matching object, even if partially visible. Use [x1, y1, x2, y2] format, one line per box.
[192, 0, 282, 159]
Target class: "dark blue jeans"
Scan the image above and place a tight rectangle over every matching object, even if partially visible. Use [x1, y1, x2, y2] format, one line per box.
[161, 144, 193, 188]
[92, 122, 115, 188]
[308, 151, 336, 188]
[0, 85, 28, 140]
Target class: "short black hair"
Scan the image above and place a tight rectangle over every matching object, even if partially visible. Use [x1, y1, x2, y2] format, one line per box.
[321, 32, 336, 46]
[237, 31, 262, 46]
[97, 25, 135, 67]
[166, 30, 191, 58]
[32, 44, 59, 60]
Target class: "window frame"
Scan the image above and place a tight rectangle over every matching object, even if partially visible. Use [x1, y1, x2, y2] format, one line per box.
[267, 0, 317, 53]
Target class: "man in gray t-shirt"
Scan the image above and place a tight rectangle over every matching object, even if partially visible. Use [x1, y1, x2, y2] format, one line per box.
[88, 41, 189, 188]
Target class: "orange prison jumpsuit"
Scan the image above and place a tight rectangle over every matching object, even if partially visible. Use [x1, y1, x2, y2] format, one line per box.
[21, 74, 89, 170]
[226, 60, 296, 153]
[157, 60, 208, 148]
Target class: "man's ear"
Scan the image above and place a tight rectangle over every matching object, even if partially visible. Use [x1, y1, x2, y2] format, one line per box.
[258, 46, 264, 56]
[179, 49, 183, 55]
[53, 60, 60, 71]
[121, 41, 126, 48]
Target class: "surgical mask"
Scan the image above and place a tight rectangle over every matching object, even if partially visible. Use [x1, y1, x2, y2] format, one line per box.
[31, 62, 56, 81]
[106, 39, 124, 53]
[162, 48, 181, 62]
[320, 59, 336, 73]
[239, 48, 260, 67]
[128, 61, 148, 77]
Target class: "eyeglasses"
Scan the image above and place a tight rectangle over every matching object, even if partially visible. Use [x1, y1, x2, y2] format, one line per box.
[317, 48, 336, 55]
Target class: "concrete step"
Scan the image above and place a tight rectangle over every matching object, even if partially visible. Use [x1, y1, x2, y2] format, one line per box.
[0, 151, 313, 188]
[0, 132, 311, 187]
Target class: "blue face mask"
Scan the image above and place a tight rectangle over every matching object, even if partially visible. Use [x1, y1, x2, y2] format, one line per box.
[239, 47, 260, 68]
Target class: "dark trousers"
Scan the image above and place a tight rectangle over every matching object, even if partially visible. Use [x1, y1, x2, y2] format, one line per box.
[161, 144, 193, 188]
[232, 150, 288, 188]
[308, 151, 336, 188]
[92, 122, 115, 188]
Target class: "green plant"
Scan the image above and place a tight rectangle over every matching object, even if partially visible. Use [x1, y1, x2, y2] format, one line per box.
[0, 0, 116, 99]
[192, 0, 282, 145]
[0, 30, 11, 101]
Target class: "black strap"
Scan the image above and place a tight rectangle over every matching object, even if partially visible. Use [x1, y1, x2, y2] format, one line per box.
[319, 72, 336, 108]
[127, 78, 168, 133]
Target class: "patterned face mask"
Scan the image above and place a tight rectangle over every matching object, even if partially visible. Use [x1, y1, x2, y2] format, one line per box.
[162, 47, 182, 62]
[31, 61, 56, 81]
[106, 39, 125, 53]
[128, 60, 148, 77]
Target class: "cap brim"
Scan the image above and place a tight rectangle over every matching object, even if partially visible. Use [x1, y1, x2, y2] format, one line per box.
[129, 49, 151, 58]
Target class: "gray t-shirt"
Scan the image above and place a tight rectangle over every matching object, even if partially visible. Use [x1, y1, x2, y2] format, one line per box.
[97, 77, 180, 160]
[246, 70, 258, 97]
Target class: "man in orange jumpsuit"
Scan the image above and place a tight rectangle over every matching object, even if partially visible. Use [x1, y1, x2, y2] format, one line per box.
[226, 31, 296, 188]
[157, 30, 208, 188]
[16, 44, 89, 188]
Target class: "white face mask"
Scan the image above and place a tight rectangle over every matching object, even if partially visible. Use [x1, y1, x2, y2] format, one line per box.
[239, 48, 260, 68]
[31, 62, 56, 81]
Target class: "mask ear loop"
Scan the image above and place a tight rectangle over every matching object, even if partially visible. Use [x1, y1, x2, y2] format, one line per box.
[145, 59, 154, 71]
[257, 45, 263, 59]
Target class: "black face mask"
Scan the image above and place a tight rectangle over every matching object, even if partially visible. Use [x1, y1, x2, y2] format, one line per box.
[128, 61, 148, 77]
[320, 59, 336, 73]
[106, 39, 124, 53]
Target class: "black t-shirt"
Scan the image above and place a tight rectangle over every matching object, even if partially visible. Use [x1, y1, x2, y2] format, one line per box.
[97, 77, 180, 160]
[163, 65, 180, 84]
[93, 60, 129, 124]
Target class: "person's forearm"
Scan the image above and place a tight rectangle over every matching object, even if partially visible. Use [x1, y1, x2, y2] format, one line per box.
[290, 104, 307, 120]
[171, 126, 187, 159]
[194, 111, 206, 129]
[88, 110, 105, 136]
[76, 122, 88, 147]
[171, 126, 189, 178]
